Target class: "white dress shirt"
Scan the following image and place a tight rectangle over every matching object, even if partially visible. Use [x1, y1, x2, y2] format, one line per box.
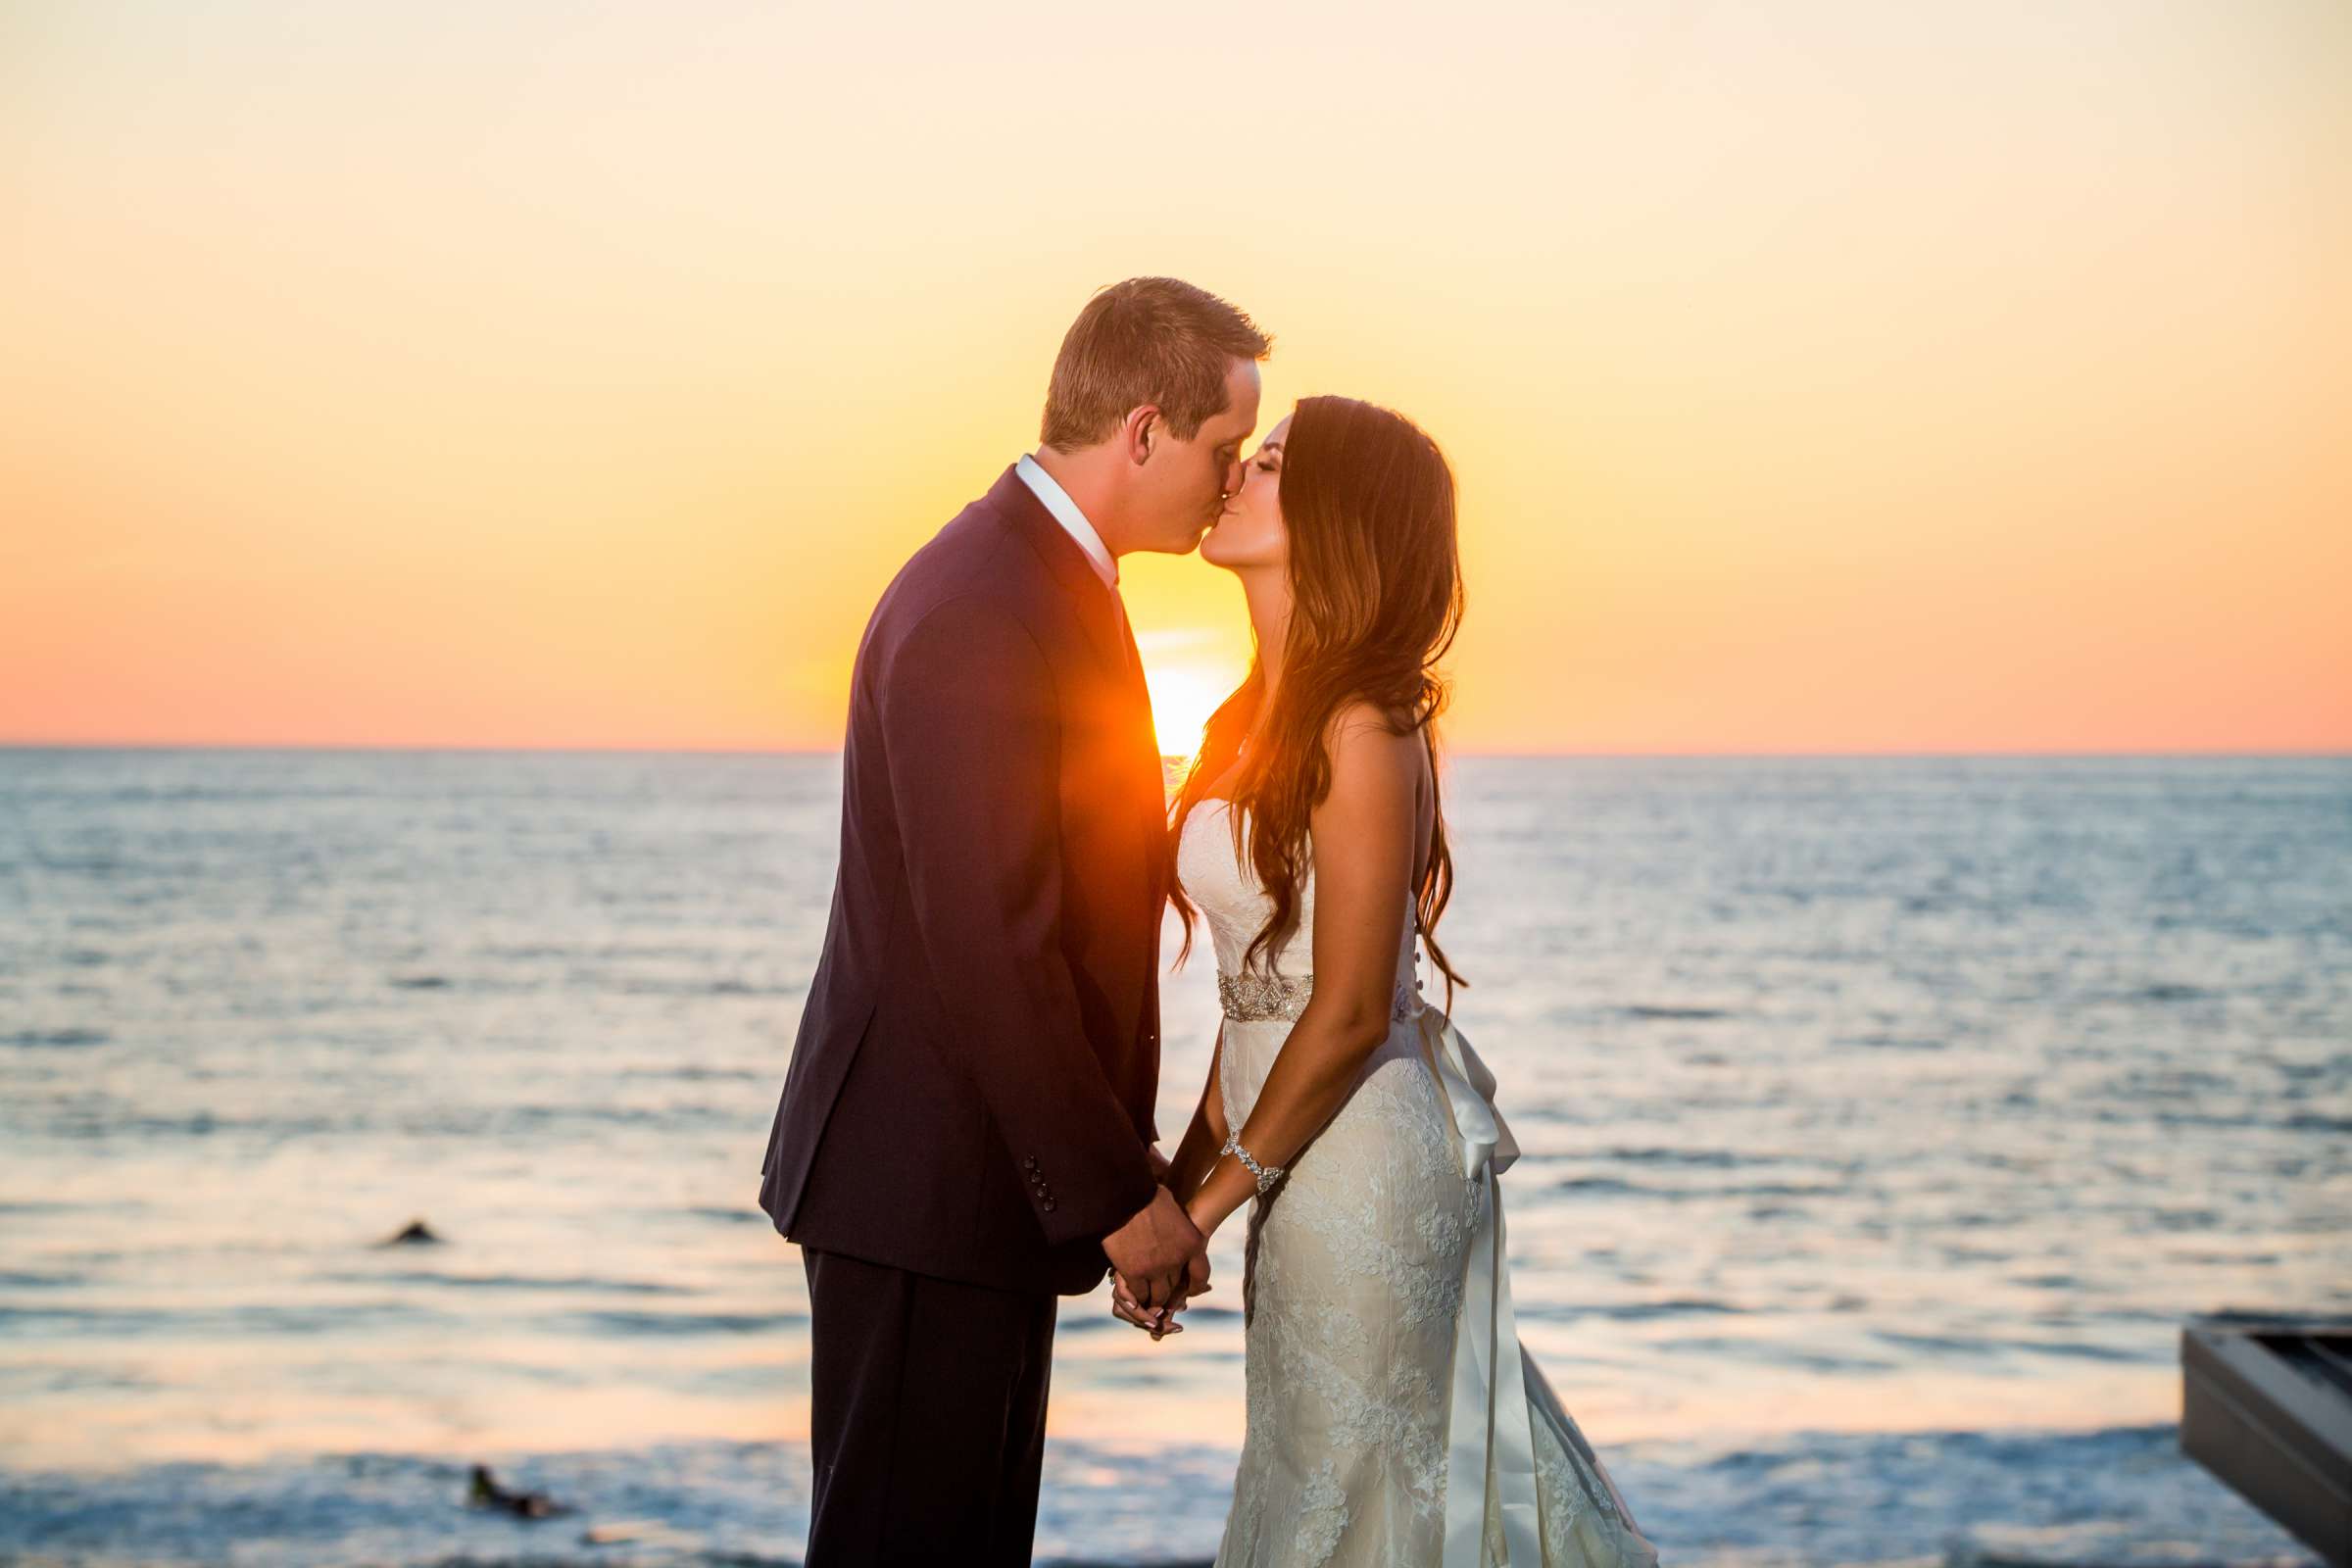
[1015, 453, 1118, 589]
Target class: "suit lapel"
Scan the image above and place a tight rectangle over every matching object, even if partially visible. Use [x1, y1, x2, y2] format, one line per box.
[985, 464, 1171, 889]
[988, 465, 1132, 682]
[1111, 605, 1174, 905]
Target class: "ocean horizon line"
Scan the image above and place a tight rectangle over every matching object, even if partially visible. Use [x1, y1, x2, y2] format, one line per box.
[1, 740, 2346, 762]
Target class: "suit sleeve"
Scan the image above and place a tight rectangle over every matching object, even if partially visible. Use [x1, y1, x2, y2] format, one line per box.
[880, 592, 1159, 1246]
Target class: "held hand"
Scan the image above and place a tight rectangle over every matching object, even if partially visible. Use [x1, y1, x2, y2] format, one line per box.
[1109, 1247, 1212, 1341]
[1102, 1185, 1204, 1312]
[1147, 1143, 1174, 1187]
[1109, 1271, 1182, 1340]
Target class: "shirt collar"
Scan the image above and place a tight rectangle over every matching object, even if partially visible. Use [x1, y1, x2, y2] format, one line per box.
[1014, 453, 1118, 588]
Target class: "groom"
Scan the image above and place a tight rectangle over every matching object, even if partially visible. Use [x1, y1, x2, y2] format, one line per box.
[757, 277, 1270, 1563]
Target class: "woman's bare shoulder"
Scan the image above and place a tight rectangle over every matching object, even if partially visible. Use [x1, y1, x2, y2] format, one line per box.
[1319, 699, 1425, 799]
[1322, 697, 1419, 747]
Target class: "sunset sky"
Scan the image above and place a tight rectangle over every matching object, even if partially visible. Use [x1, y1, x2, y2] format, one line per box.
[3, 0, 2346, 754]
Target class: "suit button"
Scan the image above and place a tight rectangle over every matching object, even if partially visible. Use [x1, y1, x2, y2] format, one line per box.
[1024, 1156, 1039, 1169]
[1043, 1200, 1057, 1212]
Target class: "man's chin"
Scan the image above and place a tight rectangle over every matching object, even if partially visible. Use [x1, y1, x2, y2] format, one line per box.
[1133, 516, 1218, 558]
[1161, 523, 1215, 558]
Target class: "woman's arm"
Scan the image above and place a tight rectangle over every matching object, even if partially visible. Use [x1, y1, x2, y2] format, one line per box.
[1162, 1021, 1230, 1200]
[1184, 705, 1422, 1242]
[1114, 1022, 1230, 1337]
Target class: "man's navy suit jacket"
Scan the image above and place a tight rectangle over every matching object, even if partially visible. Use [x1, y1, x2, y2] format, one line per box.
[757, 463, 1168, 1296]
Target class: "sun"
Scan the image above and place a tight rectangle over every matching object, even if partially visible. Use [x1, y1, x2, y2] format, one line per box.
[1143, 657, 1243, 760]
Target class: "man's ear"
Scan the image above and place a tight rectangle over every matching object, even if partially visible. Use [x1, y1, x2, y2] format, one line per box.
[1121, 405, 1161, 466]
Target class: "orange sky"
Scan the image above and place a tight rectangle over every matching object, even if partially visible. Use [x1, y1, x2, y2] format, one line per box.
[3, 1, 2346, 755]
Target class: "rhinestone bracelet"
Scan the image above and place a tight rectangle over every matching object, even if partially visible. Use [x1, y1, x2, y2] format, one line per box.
[1220, 1133, 1285, 1195]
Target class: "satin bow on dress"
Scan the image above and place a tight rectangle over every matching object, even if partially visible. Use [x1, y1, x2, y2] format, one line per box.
[1413, 1001, 1544, 1566]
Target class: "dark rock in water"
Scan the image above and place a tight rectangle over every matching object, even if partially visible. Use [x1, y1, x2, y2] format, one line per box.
[467, 1462, 568, 1519]
[376, 1218, 441, 1246]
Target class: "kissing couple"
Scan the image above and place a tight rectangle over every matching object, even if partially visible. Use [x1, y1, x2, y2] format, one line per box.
[758, 277, 1663, 1568]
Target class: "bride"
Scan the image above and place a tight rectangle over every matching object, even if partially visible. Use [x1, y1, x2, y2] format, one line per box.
[1109, 396, 1664, 1567]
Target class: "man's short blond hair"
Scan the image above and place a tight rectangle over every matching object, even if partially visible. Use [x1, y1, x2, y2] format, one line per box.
[1040, 277, 1272, 452]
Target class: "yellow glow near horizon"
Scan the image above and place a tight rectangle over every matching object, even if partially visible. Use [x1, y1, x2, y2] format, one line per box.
[1137, 631, 1250, 762]
[2, 2, 2346, 753]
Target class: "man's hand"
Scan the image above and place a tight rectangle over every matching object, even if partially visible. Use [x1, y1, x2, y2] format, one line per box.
[1102, 1185, 1207, 1312]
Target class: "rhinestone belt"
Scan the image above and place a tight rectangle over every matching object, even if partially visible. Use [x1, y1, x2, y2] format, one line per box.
[1217, 968, 1421, 1025]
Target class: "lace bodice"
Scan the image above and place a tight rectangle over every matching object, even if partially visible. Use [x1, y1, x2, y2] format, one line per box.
[1175, 798, 1423, 1028]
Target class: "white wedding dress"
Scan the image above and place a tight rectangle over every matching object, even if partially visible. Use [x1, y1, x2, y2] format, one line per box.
[1178, 798, 1664, 1568]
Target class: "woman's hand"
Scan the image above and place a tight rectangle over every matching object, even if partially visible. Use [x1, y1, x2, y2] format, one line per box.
[1108, 1270, 1184, 1340]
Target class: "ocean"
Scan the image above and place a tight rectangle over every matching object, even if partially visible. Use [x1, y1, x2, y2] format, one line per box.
[2, 749, 2345, 1567]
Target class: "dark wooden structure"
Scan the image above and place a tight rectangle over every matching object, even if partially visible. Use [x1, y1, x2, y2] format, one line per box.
[2180, 1310, 2352, 1566]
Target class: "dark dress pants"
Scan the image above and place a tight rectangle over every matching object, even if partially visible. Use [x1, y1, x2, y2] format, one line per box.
[801, 1245, 1059, 1566]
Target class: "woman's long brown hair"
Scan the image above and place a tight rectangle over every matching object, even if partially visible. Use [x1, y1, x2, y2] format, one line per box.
[1166, 394, 1470, 1007]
